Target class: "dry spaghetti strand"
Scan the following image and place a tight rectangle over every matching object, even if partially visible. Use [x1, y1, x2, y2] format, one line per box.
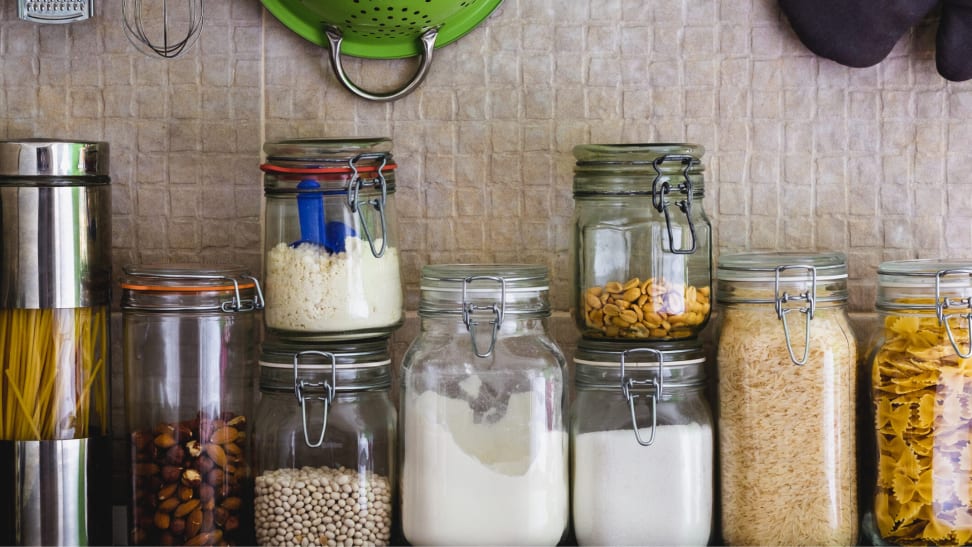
[0, 307, 108, 441]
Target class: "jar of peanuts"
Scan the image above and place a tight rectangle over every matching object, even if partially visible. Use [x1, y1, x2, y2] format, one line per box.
[252, 337, 396, 546]
[571, 143, 712, 341]
[865, 260, 972, 546]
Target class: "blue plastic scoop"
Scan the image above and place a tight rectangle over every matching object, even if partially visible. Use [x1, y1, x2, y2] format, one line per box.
[294, 178, 355, 253]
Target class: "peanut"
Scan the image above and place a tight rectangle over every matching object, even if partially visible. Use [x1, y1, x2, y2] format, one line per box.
[583, 277, 710, 339]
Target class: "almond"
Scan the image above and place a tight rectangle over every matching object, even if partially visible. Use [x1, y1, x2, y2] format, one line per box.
[186, 508, 203, 537]
[153, 432, 177, 449]
[209, 426, 239, 445]
[174, 499, 201, 518]
[181, 468, 202, 488]
[203, 444, 228, 468]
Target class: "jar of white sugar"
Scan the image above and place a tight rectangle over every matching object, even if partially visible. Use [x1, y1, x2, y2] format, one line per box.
[252, 337, 396, 546]
[571, 339, 713, 546]
[716, 252, 858, 545]
[262, 138, 404, 340]
[572, 143, 712, 342]
[400, 264, 569, 546]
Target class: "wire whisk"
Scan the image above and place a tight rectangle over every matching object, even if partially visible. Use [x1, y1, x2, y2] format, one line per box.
[123, 0, 204, 59]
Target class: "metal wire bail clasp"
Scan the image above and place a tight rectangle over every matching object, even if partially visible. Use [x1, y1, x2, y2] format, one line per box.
[293, 351, 337, 448]
[462, 275, 506, 358]
[774, 265, 817, 366]
[935, 269, 972, 358]
[620, 348, 664, 447]
[650, 154, 699, 255]
[346, 152, 389, 258]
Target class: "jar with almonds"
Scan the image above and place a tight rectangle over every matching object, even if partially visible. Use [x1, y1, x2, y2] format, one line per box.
[865, 260, 972, 546]
[571, 143, 712, 341]
[122, 265, 262, 546]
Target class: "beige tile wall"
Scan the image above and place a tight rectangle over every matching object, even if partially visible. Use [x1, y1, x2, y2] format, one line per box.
[2, 0, 964, 534]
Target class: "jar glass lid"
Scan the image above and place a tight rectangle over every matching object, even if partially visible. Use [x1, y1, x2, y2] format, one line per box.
[877, 259, 972, 310]
[264, 137, 391, 161]
[419, 264, 550, 316]
[717, 251, 848, 305]
[120, 264, 263, 312]
[572, 143, 704, 166]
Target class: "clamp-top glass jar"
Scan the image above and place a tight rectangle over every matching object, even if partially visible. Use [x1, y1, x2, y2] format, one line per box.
[121, 264, 264, 546]
[400, 264, 569, 546]
[571, 143, 712, 341]
[716, 252, 857, 545]
[571, 339, 713, 546]
[865, 260, 972, 545]
[262, 138, 403, 340]
[253, 338, 396, 546]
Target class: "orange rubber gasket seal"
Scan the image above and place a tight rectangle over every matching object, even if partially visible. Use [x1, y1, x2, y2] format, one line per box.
[260, 163, 397, 175]
[120, 282, 257, 292]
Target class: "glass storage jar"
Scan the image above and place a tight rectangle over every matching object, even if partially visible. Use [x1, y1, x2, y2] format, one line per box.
[571, 339, 713, 546]
[262, 138, 403, 341]
[571, 143, 712, 342]
[252, 337, 396, 546]
[865, 260, 972, 546]
[121, 264, 263, 546]
[400, 264, 569, 546]
[716, 252, 858, 545]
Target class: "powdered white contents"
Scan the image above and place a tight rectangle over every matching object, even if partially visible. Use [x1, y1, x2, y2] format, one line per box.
[401, 389, 569, 546]
[572, 424, 713, 546]
[265, 239, 402, 333]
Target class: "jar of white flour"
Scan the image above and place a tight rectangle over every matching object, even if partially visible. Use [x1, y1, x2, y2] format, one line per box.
[571, 339, 713, 546]
[262, 138, 403, 340]
[400, 264, 569, 545]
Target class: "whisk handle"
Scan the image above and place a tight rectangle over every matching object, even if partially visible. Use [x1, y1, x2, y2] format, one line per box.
[324, 26, 438, 102]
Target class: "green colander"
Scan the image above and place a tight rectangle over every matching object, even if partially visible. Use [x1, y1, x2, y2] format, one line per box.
[261, 0, 504, 101]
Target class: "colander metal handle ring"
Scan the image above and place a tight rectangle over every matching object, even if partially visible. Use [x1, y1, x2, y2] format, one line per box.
[324, 25, 438, 102]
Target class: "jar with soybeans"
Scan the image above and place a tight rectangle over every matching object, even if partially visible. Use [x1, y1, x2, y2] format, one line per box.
[571, 143, 712, 341]
[252, 337, 396, 546]
[866, 260, 972, 546]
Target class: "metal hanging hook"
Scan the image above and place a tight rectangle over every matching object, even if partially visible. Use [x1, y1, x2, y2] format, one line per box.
[620, 347, 664, 447]
[293, 351, 337, 448]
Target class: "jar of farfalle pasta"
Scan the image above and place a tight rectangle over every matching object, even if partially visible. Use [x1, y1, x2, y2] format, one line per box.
[867, 260, 972, 546]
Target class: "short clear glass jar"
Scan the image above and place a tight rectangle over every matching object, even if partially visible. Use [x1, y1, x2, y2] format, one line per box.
[121, 264, 263, 546]
[716, 252, 858, 545]
[571, 339, 713, 546]
[252, 337, 396, 546]
[262, 138, 403, 341]
[400, 264, 569, 546]
[864, 260, 972, 545]
[572, 143, 712, 342]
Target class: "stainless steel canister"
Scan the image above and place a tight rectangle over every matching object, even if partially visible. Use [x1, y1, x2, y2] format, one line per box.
[0, 139, 112, 545]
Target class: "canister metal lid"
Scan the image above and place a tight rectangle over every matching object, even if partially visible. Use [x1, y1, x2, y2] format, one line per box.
[0, 139, 109, 178]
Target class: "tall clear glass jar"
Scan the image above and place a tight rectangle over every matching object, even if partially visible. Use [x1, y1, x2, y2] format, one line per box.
[572, 143, 712, 342]
[400, 264, 569, 546]
[252, 337, 396, 546]
[865, 260, 972, 545]
[121, 264, 263, 546]
[262, 138, 403, 340]
[716, 252, 858, 545]
[571, 339, 713, 546]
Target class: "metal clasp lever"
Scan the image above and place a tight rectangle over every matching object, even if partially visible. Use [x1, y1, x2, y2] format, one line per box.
[936, 269, 972, 358]
[347, 152, 389, 258]
[462, 275, 506, 358]
[293, 351, 337, 448]
[651, 154, 699, 255]
[774, 265, 816, 366]
[620, 348, 664, 447]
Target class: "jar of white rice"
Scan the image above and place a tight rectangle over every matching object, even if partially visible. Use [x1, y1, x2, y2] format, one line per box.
[261, 138, 404, 341]
[716, 252, 858, 545]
